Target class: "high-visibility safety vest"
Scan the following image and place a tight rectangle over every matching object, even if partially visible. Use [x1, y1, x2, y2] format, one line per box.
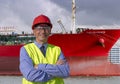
[23, 43, 64, 84]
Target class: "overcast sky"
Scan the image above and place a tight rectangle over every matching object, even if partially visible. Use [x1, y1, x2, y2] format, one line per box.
[0, 0, 120, 33]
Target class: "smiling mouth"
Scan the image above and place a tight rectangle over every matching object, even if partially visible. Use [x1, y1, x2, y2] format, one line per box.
[40, 34, 48, 38]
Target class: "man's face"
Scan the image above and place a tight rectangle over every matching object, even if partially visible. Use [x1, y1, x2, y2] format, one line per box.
[33, 24, 51, 43]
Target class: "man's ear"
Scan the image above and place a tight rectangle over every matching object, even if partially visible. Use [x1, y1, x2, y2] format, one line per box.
[33, 30, 36, 36]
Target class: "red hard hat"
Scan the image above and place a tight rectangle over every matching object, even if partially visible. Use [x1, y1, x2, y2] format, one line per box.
[32, 14, 52, 30]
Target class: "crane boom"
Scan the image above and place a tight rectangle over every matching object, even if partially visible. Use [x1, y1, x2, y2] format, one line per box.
[57, 20, 67, 33]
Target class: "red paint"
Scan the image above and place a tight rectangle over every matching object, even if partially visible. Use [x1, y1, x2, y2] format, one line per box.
[67, 56, 120, 76]
[48, 29, 120, 56]
[0, 45, 23, 56]
[0, 29, 120, 76]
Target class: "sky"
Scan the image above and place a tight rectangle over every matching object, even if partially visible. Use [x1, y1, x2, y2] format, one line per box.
[0, 0, 120, 34]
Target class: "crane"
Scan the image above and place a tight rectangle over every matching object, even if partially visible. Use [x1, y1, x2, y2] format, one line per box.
[57, 19, 67, 34]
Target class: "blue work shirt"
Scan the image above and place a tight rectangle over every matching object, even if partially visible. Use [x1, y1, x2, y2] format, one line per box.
[19, 41, 70, 82]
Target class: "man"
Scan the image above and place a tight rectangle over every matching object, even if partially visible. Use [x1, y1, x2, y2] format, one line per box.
[19, 14, 70, 84]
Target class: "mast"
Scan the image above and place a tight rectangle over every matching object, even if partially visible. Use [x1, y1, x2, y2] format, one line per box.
[72, 0, 76, 33]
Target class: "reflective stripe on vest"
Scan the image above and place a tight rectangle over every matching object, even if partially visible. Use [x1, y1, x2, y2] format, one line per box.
[22, 43, 64, 84]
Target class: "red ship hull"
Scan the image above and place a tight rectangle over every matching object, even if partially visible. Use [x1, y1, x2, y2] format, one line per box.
[0, 29, 120, 76]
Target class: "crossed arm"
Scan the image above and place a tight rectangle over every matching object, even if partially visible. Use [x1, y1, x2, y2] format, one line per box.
[19, 47, 70, 82]
[35, 59, 69, 78]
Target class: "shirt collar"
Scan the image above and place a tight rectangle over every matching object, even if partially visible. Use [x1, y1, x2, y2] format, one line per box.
[34, 41, 48, 49]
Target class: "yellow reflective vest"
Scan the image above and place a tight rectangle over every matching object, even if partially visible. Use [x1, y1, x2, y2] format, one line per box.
[22, 43, 64, 84]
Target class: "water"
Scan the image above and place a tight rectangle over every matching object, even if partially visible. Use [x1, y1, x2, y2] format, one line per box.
[0, 76, 120, 84]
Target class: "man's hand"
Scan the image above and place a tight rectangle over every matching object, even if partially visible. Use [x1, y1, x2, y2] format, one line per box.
[34, 64, 38, 69]
[56, 59, 66, 65]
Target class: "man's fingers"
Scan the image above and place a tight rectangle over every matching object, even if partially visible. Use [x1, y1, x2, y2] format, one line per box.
[34, 64, 38, 69]
[56, 59, 66, 65]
